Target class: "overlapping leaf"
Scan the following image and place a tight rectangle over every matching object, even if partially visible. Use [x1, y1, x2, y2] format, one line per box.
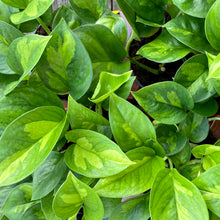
[65, 129, 134, 178]
[36, 19, 92, 99]
[132, 81, 194, 124]
[53, 172, 104, 219]
[94, 147, 165, 198]
[0, 106, 66, 186]
[150, 168, 209, 220]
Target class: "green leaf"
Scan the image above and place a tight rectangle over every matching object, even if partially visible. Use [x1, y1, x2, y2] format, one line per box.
[179, 112, 209, 143]
[52, 5, 81, 30]
[193, 164, 220, 217]
[36, 19, 92, 100]
[0, 1, 19, 24]
[41, 192, 61, 220]
[69, 0, 107, 22]
[0, 82, 64, 135]
[21, 203, 45, 220]
[179, 160, 202, 181]
[137, 30, 191, 63]
[173, 0, 215, 18]
[5, 34, 51, 94]
[205, 0, 220, 50]
[65, 129, 134, 178]
[126, 0, 166, 24]
[74, 24, 126, 62]
[0, 106, 66, 186]
[32, 152, 67, 200]
[96, 12, 127, 46]
[1, 0, 30, 9]
[192, 145, 220, 170]
[156, 124, 187, 156]
[91, 71, 132, 103]
[132, 81, 194, 124]
[10, 0, 54, 24]
[109, 193, 150, 220]
[1, 183, 38, 220]
[94, 147, 165, 198]
[101, 197, 121, 219]
[164, 14, 216, 53]
[53, 172, 104, 219]
[109, 93, 156, 152]
[150, 168, 209, 220]
[67, 95, 109, 131]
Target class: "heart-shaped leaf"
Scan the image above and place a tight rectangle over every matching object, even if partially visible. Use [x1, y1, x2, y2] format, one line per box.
[65, 129, 134, 178]
[150, 168, 209, 220]
[0, 106, 66, 186]
[53, 172, 104, 219]
[132, 81, 194, 124]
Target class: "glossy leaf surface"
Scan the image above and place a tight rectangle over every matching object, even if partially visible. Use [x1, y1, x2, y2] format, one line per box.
[164, 15, 215, 53]
[32, 152, 67, 200]
[94, 147, 165, 198]
[1, 0, 30, 9]
[10, 0, 54, 24]
[150, 168, 209, 220]
[0, 106, 66, 186]
[205, 0, 220, 50]
[53, 172, 104, 219]
[109, 93, 156, 152]
[36, 20, 92, 100]
[138, 30, 191, 63]
[74, 24, 126, 62]
[65, 129, 134, 178]
[173, 0, 215, 18]
[132, 81, 194, 124]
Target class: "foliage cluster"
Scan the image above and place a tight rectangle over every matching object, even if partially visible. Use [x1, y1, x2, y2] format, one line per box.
[0, 0, 220, 219]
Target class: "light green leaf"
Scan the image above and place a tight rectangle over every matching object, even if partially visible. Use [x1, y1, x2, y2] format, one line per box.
[41, 192, 61, 220]
[164, 14, 216, 53]
[1, 0, 30, 9]
[32, 152, 68, 200]
[179, 112, 209, 143]
[53, 172, 104, 220]
[94, 147, 165, 198]
[10, 0, 54, 24]
[5, 34, 51, 94]
[193, 164, 220, 217]
[0, 81, 64, 135]
[36, 19, 92, 100]
[150, 168, 209, 220]
[109, 93, 156, 152]
[109, 193, 150, 220]
[132, 81, 194, 124]
[74, 24, 126, 62]
[65, 129, 134, 178]
[1, 183, 38, 220]
[91, 71, 132, 103]
[205, 0, 220, 50]
[0, 106, 66, 186]
[0, 1, 19, 24]
[69, 0, 107, 22]
[67, 95, 109, 131]
[137, 30, 191, 63]
[173, 0, 215, 18]
[156, 124, 187, 156]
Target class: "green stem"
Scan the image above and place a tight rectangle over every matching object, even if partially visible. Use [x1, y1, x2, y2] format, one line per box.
[131, 59, 159, 75]
[125, 31, 135, 56]
[95, 103, 103, 116]
[36, 17, 51, 35]
[168, 158, 173, 170]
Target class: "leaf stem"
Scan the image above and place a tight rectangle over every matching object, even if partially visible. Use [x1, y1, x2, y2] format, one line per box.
[130, 59, 159, 75]
[95, 103, 103, 116]
[168, 158, 173, 170]
[36, 17, 51, 35]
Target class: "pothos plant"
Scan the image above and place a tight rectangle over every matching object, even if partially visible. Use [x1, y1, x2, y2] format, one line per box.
[0, 0, 220, 219]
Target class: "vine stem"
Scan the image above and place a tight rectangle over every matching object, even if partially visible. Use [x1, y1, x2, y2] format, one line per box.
[36, 17, 51, 35]
[168, 158, 173, 170]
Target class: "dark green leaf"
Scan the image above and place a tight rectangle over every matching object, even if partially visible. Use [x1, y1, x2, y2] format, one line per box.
[109, 93, 156, 152]
[132, 81, 194, 124]
[1, 0, 30, 9]
[74, 24, 126, 62]
[0, 106, 66, 186]
[53, 172, 104, 219]
[101, 197, 121, 218]
[137, 30, 191, 63]
[65, 129, 134, 178]
[150, 168, 209, 220]
[0, 1, 19, 24]
[94, 147, 165, 198]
